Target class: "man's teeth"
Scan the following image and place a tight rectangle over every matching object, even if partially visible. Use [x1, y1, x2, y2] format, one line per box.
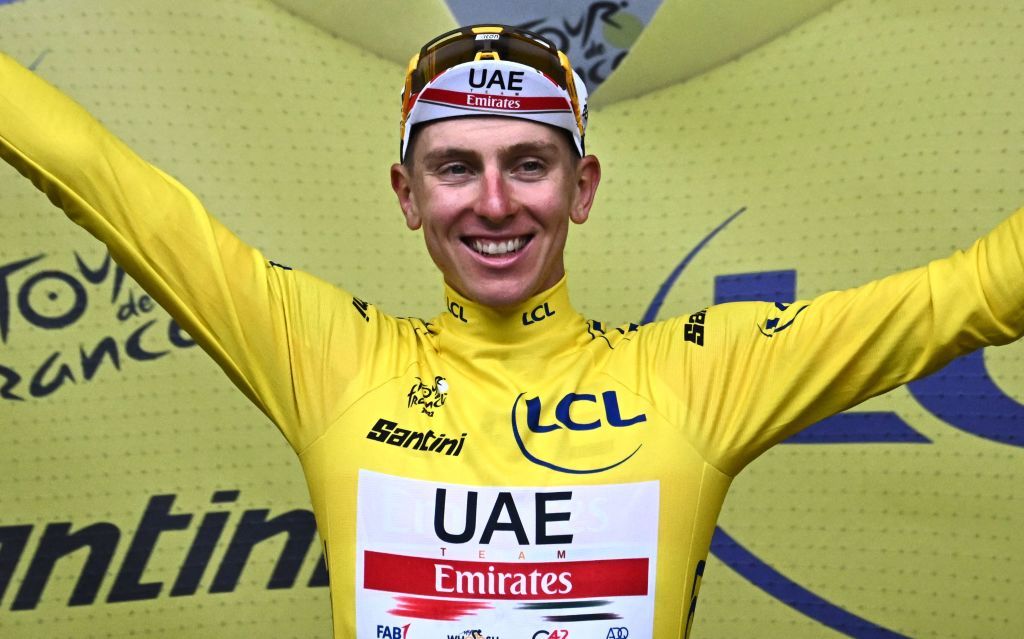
[471, 237, 527, 256]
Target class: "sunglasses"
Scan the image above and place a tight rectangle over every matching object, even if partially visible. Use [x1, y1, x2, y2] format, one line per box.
[401, 25, 584, 138]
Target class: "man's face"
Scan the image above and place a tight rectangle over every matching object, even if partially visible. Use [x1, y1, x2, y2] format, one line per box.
[391, 117, 600, 310]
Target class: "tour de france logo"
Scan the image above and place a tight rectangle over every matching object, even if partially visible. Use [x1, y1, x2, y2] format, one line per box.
[0, 250, 195, 401]
[407, 375, 449, 417]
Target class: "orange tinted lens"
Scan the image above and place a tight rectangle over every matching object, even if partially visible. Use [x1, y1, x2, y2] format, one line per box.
[498, 35, 567, 87]
[412, 36, 478, 93]
[410, 28, 568, 94]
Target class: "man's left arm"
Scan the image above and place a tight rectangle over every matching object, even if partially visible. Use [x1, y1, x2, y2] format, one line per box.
[662, 208, 1024, 475]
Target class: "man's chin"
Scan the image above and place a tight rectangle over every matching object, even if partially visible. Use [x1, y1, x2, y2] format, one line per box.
[470, 288, 532, 311]
[457, 278, 539, 311]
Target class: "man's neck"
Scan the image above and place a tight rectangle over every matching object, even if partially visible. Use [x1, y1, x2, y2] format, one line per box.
[434, 276, 586, 362]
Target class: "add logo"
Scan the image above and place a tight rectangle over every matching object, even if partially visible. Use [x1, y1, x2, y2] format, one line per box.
[511, 390, 646, 474]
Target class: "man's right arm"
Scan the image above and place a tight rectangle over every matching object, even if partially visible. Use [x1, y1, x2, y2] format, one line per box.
[0, 52, 375, 451]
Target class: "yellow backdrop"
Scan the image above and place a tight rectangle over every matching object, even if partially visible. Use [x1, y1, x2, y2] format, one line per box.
[0, 0, 1021, 637]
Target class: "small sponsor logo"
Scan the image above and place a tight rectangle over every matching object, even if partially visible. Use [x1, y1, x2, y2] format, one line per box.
[366, 418, 466, 457]
[522, 302, 555, 325]
[587, 320, 638, 349]
[757, 301, 808, 338]
[352, 297, 371, 322]
[421, 88, 569, 114]
[533, 630, 569, 639]
[376, 624, 410, 638]
[466, 94, 522, 110]
[606, 628, 629, 639]
[408, 376, 448, 417]
[474, 33, 500, 40]
[683, 309, 706, 346]
[447, 629, 497, 639]
[447, 297, 468, 322]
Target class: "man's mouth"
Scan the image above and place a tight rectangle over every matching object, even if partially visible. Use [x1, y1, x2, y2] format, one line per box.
[466, 235, 532, 257]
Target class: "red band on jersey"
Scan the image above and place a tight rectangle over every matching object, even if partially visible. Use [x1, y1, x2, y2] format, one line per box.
[364, 551, 649, 600]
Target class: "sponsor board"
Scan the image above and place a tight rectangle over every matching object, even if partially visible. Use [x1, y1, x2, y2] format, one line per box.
[355, 471, 658, 637]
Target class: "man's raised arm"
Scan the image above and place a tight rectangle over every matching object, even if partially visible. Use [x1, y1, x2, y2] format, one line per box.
[649, 208, 1024, 475]
[0, 52, 377, 451]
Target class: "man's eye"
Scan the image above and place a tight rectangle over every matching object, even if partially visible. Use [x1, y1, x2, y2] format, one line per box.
[519, 160, 545, 173]
[440, 163, 469, 176]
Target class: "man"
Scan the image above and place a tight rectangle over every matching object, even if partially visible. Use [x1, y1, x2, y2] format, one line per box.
[1, 23, 1022, 639]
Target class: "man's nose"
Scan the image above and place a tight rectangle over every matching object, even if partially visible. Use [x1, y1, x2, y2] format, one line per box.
[475, 169, 515, 222]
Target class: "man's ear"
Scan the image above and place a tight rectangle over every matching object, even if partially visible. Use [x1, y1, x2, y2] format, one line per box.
[390, 163, 421, 230]
[569, 154, 601, 225]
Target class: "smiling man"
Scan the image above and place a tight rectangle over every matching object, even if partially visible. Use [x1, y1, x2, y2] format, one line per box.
[390, 26, 601, 311]
[391, 117, 599, 309]
[1, 23, 1023, 639]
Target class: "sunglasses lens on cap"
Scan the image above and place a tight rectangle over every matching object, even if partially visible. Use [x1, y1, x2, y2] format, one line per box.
[411, 26, 568, 95]
[400, 24, 588, 161]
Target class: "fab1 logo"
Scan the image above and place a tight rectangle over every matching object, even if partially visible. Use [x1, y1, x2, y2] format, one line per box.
[376, 624, 409, 638]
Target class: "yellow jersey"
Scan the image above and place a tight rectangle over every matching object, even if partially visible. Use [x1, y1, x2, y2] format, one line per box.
[3, 53, 1023, 638]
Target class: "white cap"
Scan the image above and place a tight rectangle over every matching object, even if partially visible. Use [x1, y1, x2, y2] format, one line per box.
[401, 59, 588, 161]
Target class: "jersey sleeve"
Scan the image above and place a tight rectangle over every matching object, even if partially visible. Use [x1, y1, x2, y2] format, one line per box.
[648, 209, 1024, 476]
[0, 52, 376, 452]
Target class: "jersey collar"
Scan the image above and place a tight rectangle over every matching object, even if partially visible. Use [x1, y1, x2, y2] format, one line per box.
[434, 276, 588, 362]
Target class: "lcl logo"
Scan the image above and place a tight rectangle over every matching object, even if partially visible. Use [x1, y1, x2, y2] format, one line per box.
[522, 302, 555, 325]
[524, 391, 646, 433]
[446, 297, 467, 323]
[511, 390, 646, 474]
